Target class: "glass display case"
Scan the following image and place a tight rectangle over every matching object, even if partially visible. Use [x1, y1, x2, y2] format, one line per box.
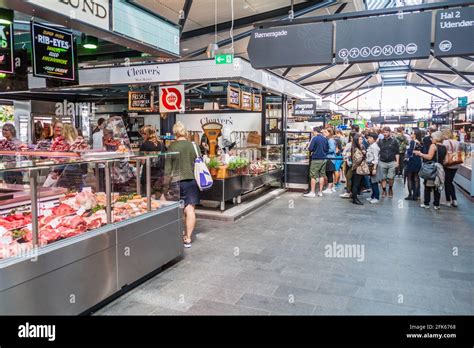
[0, 151, 183, 315]
[264, 96, 284, 145]
[454, 142, 474, 197]
[287, 130, 312, 164]
[200, 145, 284, 211]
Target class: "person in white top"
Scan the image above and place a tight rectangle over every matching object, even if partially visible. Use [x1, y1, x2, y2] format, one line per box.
[92, 118, 105, 150]
[366, 133, 381, 204]
[442, 129, 461, 207]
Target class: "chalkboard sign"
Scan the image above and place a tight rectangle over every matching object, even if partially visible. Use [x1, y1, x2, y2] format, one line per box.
[252, 93, 262, 112]
[227, 86, 241, 109]
[241, 91, 252, 111]
[31, 22, 77, 81]
[128, 91, 154, 111]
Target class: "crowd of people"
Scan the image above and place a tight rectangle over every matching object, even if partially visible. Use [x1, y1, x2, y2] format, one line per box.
[304, 124, 463, 210]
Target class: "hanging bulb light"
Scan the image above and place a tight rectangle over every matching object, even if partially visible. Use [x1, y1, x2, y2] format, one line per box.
[82, 35, 98, 50]
[206, 0, 219, 58]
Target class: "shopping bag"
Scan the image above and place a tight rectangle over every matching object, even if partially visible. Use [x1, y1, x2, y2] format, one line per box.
[192, 142, 213, 191]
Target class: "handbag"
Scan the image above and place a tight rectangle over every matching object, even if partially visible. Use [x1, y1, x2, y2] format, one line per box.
[419, 147, 438, 181]
[444, 140, 463, 167]
[192, 142, 213, 191]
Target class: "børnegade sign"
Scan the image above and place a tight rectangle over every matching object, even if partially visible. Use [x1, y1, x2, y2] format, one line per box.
[434, 7, 474, 58]
[31, 22, 76, 81]
[293, 101, 317, 116]
[335, 12, 431, 63]
[247, 23, 333, 69]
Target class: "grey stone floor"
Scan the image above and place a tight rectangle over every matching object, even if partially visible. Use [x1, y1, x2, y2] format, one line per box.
[95, 178, 474, 315]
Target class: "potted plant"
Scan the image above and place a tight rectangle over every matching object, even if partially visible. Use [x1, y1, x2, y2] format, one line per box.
[236, 157, 249, 175]
[207, 157, 220, 177]
[227, 159, 239, 177]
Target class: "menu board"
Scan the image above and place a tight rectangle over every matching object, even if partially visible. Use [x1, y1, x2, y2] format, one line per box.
[0, 9, 14, 74]
[31, 22, 77, 81]
[241, 91, 252, 111]
[293, 101, 317, 116]
[227, 86, 241, 109]
[128, 91, 154, 111]
[252, 93, 262, 112]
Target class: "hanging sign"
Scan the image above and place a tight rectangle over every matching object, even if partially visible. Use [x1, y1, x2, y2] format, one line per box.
[241, 91, 252, 111]
[434, 7, 474, 58]
[431, 114, 450, 124]
[27, 0, 110, 31]
[248, 22, 333, 69]
[227, 86, 241, 109]
[0, 9, 14, 74]
[335, 12, 431, 63]
[128, 91, 154, 111]
[252, 93, 262, 112]
[293, 101, 317, 116]
[159, 85, 184, 112]
[400, 115, 415, 123]
[110, 63, 180, 85]
[0, 50, 28, 92]
[31, 22, 77, 81]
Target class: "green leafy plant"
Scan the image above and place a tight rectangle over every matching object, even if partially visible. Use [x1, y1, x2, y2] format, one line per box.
[207, 157, 221, 169]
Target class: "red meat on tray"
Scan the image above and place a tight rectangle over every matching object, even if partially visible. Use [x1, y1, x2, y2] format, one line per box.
[52, 204, 76, 217]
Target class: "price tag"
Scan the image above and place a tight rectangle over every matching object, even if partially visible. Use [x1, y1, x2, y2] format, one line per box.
[82, 187, 92, 193]
[42, 209, 52, 218]
[26, 224, 32, 231]
[0, 226, 7, 236]
[0, 236, 13, 244]
[76, 207, 86, 216]
[49, 218, 61, 229]
[40, 201, 56, 209]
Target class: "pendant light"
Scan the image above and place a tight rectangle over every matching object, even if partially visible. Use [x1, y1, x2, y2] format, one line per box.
[206, 0, 219, 58]
[82, 35, 98, 50]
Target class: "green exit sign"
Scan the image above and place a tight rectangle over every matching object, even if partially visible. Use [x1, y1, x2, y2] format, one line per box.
[215, 54, 233, 64]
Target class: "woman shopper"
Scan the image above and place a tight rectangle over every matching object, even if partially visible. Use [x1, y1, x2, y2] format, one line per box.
[404, 129, 423, 201]
[139, 125, 166, 195]
[0, 123, 24, 184]
[165, 122, 200, 248]
[442, 129, 461, 207]
[366, 133, 381, 204]
[351, 133, 370, 205]
[414, 131, 447, 210]
[340, 131, 356, 199]
[323, 128, 336, 194]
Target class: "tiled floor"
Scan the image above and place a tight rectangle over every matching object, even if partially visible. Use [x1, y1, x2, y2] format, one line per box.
[95, 178, 474, 315]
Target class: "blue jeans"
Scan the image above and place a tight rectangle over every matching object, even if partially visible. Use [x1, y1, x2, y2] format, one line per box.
[371, 182, 380, 200]
[364, 175, 371, 190]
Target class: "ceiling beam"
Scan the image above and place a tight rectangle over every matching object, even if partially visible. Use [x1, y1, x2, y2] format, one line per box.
[412, 70, 466, 90]
[339, 87, 378, 106]
[412, 86, 449, 102]
[302, 71, 377, 86]
[178, 0, 193, 37]
[434, 55, 474, 86]
[255, 0, 474, 28]
[414, 73, 454, 100]
[320, 64, 354, 94]
[282, 67, 292, 77]
[410, 68, 474, 76]
[296, 63, 337, 83]
[185, 0, 337, 58]
[181, 0, 326, 40]
[334, 2, 348, 14]
[329, 74, 376, 103]
[325, 73, 376, 95]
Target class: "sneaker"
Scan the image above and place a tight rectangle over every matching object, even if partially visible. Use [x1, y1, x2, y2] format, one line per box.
[331, 187, 337, 193]
[184, 241, 192, 248]
[303, 192, 316, 198]
[381, 191, 387, 198]
[420, 204, 430, 209]
[370, 199, 380, 204]
[340, 192, 351, 198]
[434, 206, 440, 211]
[322, 189, 333, 194]
[445, 201, 452, 207]
[388, 189, 394, 198]
[366, 197, 373, 201]
[317, 192, 323, 197]
[452, 200, 458, 207]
